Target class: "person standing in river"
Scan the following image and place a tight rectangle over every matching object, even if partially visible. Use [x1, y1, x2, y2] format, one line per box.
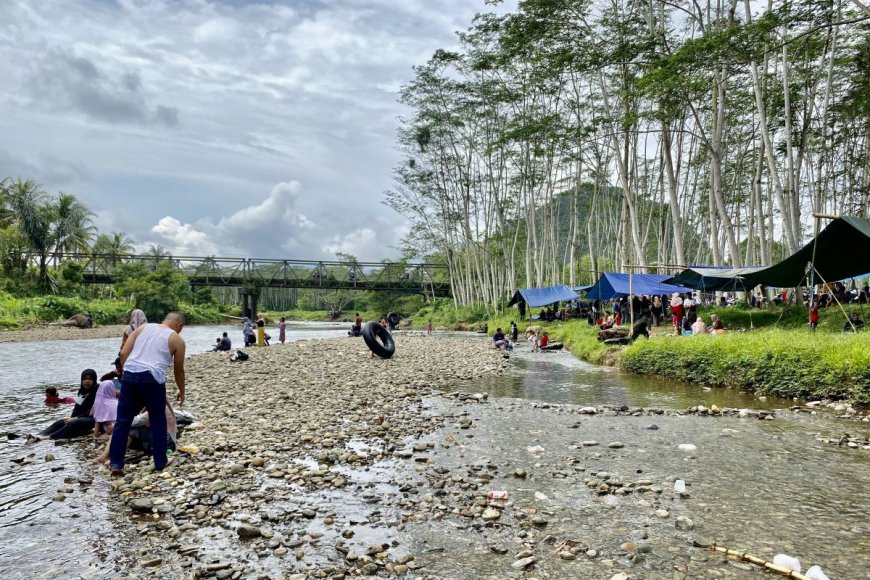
[278, 317, 286, 344]
[108, 312, 186, 475]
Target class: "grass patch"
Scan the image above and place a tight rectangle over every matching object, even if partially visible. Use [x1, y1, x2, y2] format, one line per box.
[620, 330, 870, 404]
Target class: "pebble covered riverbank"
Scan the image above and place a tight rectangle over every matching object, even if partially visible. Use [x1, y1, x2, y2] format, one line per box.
[0, 324, 127, 343]
[58, 333, 864, 579]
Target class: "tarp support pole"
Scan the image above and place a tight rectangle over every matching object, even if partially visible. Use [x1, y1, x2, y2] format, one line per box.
[813, 267, 856, 331]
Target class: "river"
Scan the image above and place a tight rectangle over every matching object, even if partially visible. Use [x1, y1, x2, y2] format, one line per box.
[1, 327, 868, 578]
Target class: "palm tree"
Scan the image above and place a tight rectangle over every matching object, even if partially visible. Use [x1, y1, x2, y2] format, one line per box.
[93, 231, 135, 267]
[146, 244, 171, 258]
[53, 192, 95, 258]
[0, 177, 13, 228]
[7, 179, 53, 286]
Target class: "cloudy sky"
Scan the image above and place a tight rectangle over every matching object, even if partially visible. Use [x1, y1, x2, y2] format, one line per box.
[0, 0, 511, 261]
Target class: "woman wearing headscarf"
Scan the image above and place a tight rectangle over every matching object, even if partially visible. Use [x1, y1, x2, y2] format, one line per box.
[91, 380, 119, 438]
[121, 309, 148, 350]
[669, 293, 684, 336]
[28, 369, 99, 443]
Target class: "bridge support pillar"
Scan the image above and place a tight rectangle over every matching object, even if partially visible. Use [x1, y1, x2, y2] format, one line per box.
[241, 289, 258, 321]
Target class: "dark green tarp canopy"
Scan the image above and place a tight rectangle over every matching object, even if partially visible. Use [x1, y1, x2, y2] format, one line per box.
[668, 266, 765, 292]
[750, 216, 870, 288]
[667, 217, 870, 290]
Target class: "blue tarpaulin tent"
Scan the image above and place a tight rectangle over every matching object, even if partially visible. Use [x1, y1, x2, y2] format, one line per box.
[583, 273, 690, 300]
[507, 285, 579, 308]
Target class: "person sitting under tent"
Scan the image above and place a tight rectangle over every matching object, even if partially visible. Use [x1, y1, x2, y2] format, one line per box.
[707, 314, 725, 333]
[690, 317, 707, 336]
[844, 312, 865, 332]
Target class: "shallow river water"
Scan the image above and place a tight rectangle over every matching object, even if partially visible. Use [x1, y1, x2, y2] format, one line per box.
[1, 329, 868, 578]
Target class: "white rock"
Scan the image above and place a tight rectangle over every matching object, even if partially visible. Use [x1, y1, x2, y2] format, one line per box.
[678, 444, 697, 452]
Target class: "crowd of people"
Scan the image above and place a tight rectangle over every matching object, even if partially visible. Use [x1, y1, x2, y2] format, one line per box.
[25, 311, 191, 476]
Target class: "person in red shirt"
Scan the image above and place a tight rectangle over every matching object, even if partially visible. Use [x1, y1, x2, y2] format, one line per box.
[44, 387, 75, 405]
[540, 333, 549, 348]
[809, 303, 820, 330]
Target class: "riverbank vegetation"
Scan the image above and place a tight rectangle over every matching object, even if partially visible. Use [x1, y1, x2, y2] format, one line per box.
[619, 330, 870, 405]
[386, 1, 870, 312]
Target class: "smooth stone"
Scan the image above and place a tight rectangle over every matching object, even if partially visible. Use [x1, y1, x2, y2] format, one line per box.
[675, 516, 695, 530]
[678, 444, 697, 452]
[237, 525, 262, 538]
[511, 556, 536, 569]
[130, 498, 154, 513]
[481, 508, 500, 520]
[608, 442, 625, 449]
[141, 557, 162, 567]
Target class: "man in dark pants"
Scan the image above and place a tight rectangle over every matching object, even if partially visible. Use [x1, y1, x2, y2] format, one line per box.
[109, 312, 186, 476]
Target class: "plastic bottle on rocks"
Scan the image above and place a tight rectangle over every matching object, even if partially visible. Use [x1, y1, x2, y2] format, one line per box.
[805, 566, 830, 580]
[772, 554, 801, 573]
[487, 491, 509, 501]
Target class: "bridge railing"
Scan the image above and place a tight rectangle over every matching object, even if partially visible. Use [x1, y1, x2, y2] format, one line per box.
[51, 253, 451, 295]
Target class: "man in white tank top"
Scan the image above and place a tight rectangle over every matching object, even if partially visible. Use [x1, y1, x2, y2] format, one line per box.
[108, 311, 186, 475]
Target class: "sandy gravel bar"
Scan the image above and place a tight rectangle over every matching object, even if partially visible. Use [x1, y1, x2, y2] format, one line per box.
[0, 324, 127, 343]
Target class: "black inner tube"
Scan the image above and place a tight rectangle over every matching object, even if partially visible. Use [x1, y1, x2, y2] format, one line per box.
[363, 321, 395, 359]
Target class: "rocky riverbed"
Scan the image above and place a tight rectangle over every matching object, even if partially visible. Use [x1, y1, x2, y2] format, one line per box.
[50, 334, 859, 580]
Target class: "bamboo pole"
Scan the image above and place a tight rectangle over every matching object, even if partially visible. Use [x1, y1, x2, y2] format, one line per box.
[708, 545, 812, 580]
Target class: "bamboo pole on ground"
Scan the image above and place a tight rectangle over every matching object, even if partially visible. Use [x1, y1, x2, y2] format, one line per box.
[707, 545, 812, 579]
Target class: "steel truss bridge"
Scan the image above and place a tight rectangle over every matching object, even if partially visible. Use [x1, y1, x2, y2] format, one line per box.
[58, 253, 452, 297]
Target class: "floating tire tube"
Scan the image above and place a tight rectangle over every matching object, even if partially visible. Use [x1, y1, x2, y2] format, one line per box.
[362, 321, 396, 359]
[540, 342, 564, 351]
[387, 312, 400, 327]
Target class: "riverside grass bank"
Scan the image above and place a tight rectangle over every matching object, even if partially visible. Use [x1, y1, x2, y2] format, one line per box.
[470, 306, 870, 407]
